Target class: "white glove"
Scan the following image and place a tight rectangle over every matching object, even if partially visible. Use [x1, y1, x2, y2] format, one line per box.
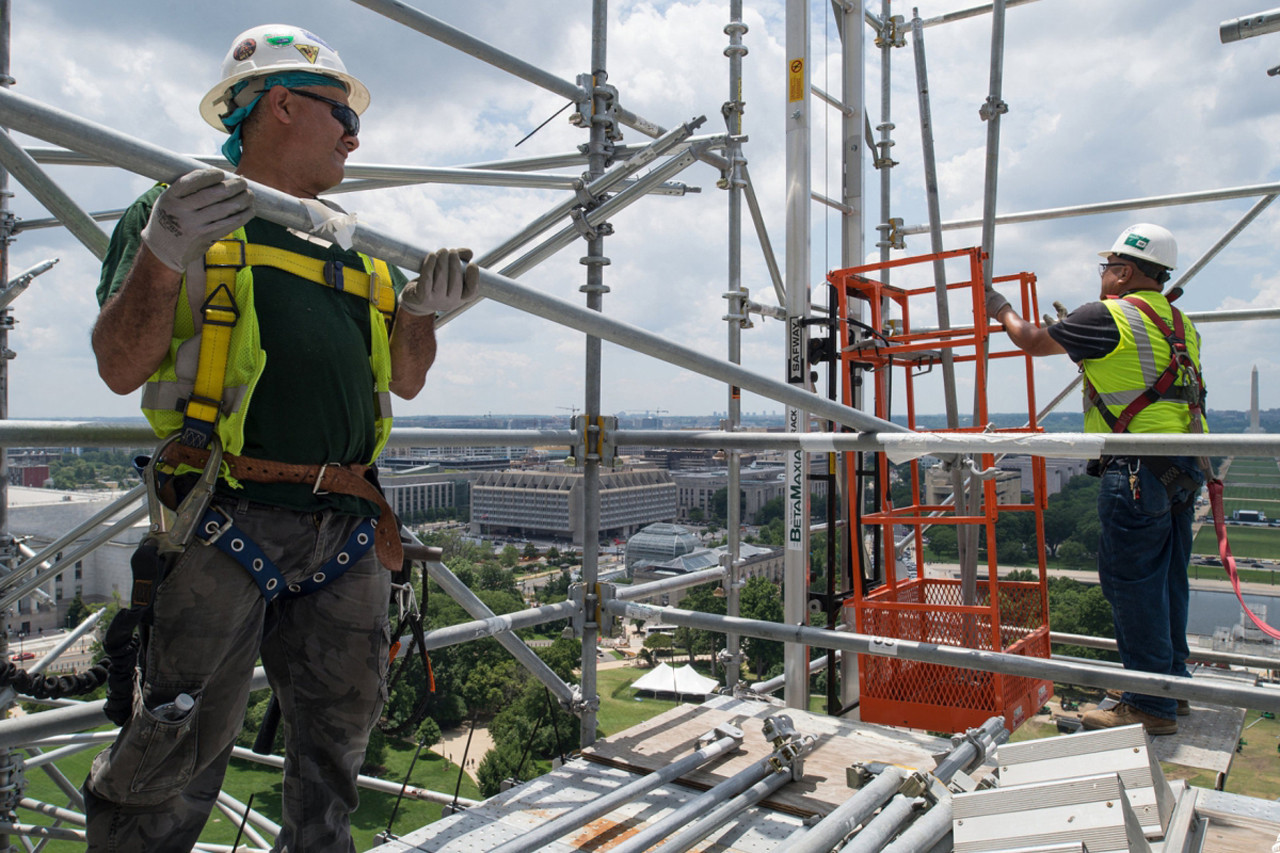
[140, 168, 255, 272]
[399, 248, 479, 316]
[1042, 301, 1069, 328]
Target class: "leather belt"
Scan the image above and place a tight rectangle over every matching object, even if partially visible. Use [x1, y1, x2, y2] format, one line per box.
[159, 444, 402, 571]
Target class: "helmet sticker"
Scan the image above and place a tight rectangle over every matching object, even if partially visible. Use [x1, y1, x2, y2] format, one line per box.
[232, 39, 256, 62]
[264, 33, 295, 48]
[295, 44, 320, 64]
[1124, 234, 1150, 250]
[300, 30, 336, 51]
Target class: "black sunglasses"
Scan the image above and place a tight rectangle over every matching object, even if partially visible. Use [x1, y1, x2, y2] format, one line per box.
[287, 89, 359, 137]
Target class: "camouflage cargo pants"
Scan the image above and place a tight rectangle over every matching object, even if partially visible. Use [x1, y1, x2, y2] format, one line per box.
[84, 498, 392, 853]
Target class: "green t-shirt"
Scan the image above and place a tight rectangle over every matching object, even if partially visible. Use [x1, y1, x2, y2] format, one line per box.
[100, 186, 408, 514]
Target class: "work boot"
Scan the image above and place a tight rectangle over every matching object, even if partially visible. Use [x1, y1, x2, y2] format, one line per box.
[1104, 689, 1191, 718]
[1082, 701, 1177, 736]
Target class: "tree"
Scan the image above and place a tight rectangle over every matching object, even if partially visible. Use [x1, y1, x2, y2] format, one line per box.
[925, 526, 958, 559]
[499, 544, 521, 568]
[739, 576, 784, 678]
[64, 594, 91, 629]
[416, 717, 443, 750]
[688, 507, 705, 524]
[476, 564, 519, 596]
[521, 541, 539, 560]
[643, 633, 673, 659]
[546, 546, 561, 561]
[756, 496, 784, 526]
[709, 487, 746, 525]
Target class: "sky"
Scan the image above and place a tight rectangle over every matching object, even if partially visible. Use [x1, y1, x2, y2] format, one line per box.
[4, 0, 1280, 424]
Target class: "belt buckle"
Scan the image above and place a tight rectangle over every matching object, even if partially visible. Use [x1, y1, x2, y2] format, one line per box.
[313, 462, 341, 496]
[205, 238, 247, 269]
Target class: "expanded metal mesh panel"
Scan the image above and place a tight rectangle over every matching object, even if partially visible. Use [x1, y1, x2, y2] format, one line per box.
[853, 578, 1052, 733]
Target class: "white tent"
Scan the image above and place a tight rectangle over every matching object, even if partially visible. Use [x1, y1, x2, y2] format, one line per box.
[631, 663, 719, 697]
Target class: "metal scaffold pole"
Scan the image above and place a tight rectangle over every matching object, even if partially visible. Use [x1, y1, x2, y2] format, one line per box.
[723, 0, 747, 691]
[783, 0, 812, 710]
[839, 0, 866, 710]
[0, 3, 14, 846]
[577, 0, 611, 749]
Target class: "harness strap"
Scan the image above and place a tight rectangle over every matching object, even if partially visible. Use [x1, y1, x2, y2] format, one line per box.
[159, 443, 403, 571]
[197, 508, 376, 603]
[204, 239, 398, 316]
[181, 238, 398, 448]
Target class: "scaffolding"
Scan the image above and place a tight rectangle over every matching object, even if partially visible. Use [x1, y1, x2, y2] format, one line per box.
[0, 0, 1274, 850]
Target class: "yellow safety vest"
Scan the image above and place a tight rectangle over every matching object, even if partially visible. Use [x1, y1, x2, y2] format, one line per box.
[1081, 291, 1206, 435]
[140, 227, 398, 464]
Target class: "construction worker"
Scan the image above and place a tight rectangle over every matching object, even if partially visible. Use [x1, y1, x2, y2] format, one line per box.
[988, 223, 1207, 736]
[86, 25, 476, 850]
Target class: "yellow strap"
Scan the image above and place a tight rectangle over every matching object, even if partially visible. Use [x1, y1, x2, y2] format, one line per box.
[185, 271, 240, 431]
[205, 240, 398, 317]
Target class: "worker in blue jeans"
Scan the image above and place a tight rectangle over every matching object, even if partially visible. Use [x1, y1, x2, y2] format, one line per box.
[989, 223, 1207, 736]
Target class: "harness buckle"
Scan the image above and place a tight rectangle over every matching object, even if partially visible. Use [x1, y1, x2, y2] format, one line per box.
[204, 238, 248, 269]
[197, 504, 235, 546]
[313, 462, 341, 496]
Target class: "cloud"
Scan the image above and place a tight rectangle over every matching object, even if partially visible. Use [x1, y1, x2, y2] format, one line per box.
[2, 0, 1278, 424]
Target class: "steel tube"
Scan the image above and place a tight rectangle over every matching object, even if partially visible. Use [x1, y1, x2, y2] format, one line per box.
[879, 796, 953, 853]
[608, 757, 786, 853]
[0, 130, 108, 259]
[417, 600, 578, 652]
[486, 729, 744, 853]
[613, 567, 725, 602]
[659, 768, 791, 853]
[497, 148, 702, 278]
[1186, 306, 1280, 323]
[1053, 632, 1280, 670]
[0, 608, 105, 707]
[741, 164, 787, 305]
[901, 178, 1280, 235]
[16, 799, 82, 826]
[919, 0, 1043, 28]
[1169, 194, 1277, 296]
[838, 794, 924, 853]
[351, 0, 588, 103]
[228, 746, 480, 808]
[0, 502, 148, 613]
[777, 766, 907, 853]
[1, 420, 1277, 459]
[602, 599, 1280, 711]
[482, 122, 702, 267]
[750, 651, 836, 695]
[216, 789, 281, 837]
[724, 0, 747, 692]
[418, 553, 577, 706]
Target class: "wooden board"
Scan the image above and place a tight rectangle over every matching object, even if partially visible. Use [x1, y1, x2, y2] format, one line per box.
[580, 694, 954, 817]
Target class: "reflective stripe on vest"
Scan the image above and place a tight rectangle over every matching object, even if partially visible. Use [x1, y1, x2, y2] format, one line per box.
[141, 226, 396, 462]
[1080, 291, 1205, 435]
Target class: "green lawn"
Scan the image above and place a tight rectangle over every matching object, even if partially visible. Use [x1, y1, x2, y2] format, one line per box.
[1193, 524, 1280, 559]
[595, 666, 681, 737]
[1223, 498, 1280, 515]
[19, 727, 480, 851]
[1224, 486, 1280, 501]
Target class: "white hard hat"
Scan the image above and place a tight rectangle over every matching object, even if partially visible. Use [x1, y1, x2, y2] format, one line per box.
[1098, 223, 1177, 270]
[199, 24, 370, 132]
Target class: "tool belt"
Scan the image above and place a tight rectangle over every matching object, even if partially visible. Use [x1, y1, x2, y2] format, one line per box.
[159, 443, 403, 571]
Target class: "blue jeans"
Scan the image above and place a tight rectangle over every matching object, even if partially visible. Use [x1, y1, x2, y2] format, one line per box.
[1096, 456, 1202, 720]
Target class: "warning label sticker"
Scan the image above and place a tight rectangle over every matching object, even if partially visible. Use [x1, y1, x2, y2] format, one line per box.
[788, 58, 805, 103]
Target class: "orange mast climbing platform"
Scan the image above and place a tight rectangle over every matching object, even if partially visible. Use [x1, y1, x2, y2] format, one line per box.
[830, 247, 1053, 733]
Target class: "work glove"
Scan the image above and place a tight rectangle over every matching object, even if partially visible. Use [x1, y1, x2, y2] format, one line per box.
[398, 248, 480, 316]
[1041, 301, 1069, 328]
[984, 289, 1011, 321]
[140, 168, 255, 272]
